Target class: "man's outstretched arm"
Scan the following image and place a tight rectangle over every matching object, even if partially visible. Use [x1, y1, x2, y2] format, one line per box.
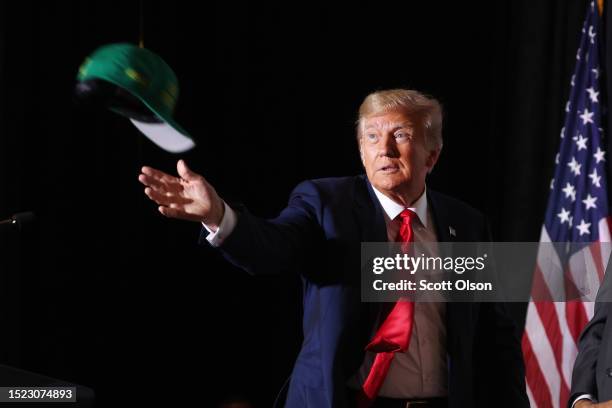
[138, 160, 322, 275]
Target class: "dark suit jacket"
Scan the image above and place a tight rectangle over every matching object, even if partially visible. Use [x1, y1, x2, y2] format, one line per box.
[569, 261, 612, 407]
[201, 175, 528, 408]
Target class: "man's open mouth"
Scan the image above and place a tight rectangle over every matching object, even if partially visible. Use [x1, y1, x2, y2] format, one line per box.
[379, 165, 399, 173]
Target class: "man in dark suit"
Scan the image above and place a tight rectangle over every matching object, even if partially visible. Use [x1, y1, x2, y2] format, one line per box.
[569, 265, 612, 408]
[138, 89, 529, 407]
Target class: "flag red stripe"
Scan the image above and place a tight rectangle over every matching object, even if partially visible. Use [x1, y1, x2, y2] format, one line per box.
[533, 300, 571, 405]
[522, 332, 554, 408]
[564, 301, 588, 348]
[589, 243, 605, 282]
[531, 263, 573, 405]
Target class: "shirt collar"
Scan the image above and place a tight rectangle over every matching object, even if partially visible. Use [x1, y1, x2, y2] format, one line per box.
[371, 186, 428, 228]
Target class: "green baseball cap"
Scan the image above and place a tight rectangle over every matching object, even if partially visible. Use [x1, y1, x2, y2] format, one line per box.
[76, 43, 195, 153]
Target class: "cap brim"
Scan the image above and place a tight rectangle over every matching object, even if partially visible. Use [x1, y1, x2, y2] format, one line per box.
[130, 119, 196, 153]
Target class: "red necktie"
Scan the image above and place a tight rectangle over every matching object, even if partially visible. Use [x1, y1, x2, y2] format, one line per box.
[357, 209, 416, 407]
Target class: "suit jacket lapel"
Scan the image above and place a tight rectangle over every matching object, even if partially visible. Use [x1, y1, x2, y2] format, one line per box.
[427, 188, 455, 243]
[428, 188, 476, 385]
[350, 176, 388, 357]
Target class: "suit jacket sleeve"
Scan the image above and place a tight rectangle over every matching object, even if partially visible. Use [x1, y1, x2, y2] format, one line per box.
[200, 180, 323, 275]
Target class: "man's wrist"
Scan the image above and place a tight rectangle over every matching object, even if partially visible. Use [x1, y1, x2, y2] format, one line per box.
[203, 201, 237, 247]
[204, 198, 226, 231]
[574, 395, 597, 408]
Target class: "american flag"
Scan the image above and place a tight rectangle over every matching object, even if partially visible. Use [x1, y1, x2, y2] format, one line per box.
[522, 1, 611, 407]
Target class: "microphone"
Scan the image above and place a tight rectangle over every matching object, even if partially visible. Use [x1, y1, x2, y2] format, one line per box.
[0, 212, 35, 232]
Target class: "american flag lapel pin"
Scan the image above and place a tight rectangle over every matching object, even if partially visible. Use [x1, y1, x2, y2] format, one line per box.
[449, 226, 456, 237]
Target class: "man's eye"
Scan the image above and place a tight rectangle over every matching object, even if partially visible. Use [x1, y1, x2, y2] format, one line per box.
[395, 132, 411, 141]
[367, 134, 378, 141]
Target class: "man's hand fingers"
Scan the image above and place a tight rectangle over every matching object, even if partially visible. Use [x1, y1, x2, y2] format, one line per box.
[145, 187, 192, 207]
[141, 163, 213, 224]
[138, 173, 167, 191]
[141, 166, 181, 184]
[158, 205, 203, 222]
[158, 206, 187, 219]
[177, 160, 202, 182]
[139, 171, 184, 195]
[144, 187, 170, 206]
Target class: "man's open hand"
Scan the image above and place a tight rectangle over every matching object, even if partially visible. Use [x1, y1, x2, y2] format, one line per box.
[138, 160, 225, 229]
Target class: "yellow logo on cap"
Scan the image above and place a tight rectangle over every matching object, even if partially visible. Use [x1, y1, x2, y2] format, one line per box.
[160, 82, 178, 109]
[125, 68, 148, 87]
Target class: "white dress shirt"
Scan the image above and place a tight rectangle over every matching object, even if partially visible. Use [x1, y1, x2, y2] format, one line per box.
[203, 201, 237, 247]
[346, 187, 447, 398]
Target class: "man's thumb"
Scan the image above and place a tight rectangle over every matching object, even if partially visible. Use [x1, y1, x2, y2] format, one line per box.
[177, 159, 199, 181]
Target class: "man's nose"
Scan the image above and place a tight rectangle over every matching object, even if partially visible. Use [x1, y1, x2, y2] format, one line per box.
[378, 133, 399, 157]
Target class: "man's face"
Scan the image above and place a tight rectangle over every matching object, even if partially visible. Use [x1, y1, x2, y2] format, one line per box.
[359, 110, 440, 200]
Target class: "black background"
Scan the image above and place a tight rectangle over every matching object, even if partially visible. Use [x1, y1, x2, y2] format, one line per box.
[0, 0, 602, 406]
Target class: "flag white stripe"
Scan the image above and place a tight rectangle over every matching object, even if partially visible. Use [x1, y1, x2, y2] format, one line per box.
[569, 247, 601, 301]
[525, 302, 561, 408]
[583, 301, 595, 320]
[554, 301, 578, 389]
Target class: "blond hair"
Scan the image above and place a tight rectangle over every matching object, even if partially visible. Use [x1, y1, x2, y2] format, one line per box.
[356, 89, 443, 149]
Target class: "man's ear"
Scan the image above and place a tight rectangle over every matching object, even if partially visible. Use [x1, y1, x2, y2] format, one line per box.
[426, 147, 441, 173]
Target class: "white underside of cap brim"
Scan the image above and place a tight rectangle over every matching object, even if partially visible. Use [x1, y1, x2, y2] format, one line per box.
[130, 119, 196, 153]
